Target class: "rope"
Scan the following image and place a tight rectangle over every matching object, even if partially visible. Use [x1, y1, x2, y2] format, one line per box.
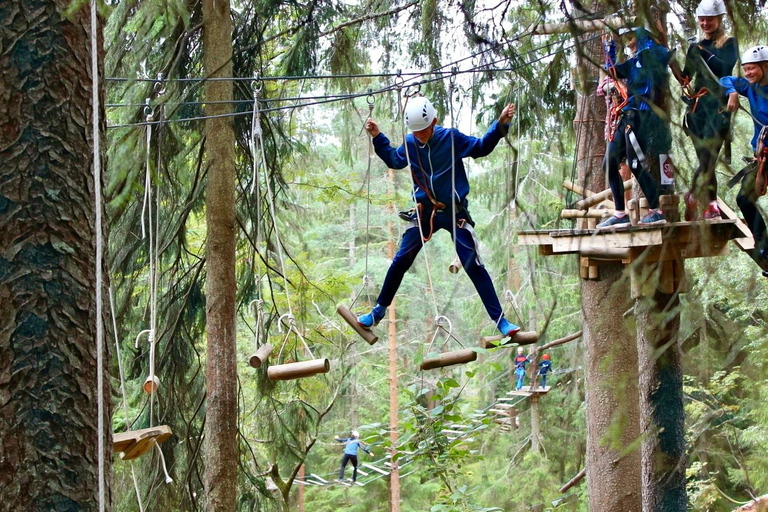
[109, 287, 146, 512]
[90, 0, 105, 507]
[448, 70, 459, 265]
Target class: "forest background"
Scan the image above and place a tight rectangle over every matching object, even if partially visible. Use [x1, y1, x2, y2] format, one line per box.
[3, 0, 768, 510]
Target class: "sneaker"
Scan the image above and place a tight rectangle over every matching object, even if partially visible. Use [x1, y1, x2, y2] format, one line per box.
[357, 304, 386, 328]
[498, 317, 520, 338]
[596, 214, 631, 229]
[684, 192, 699, 221]
[703, 203, 721, 220]
[639, 211, 666, 226]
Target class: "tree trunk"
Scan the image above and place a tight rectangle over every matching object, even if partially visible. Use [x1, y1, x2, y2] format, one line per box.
[636, 292, 686, 512]
[0, 0, 111, 509]
[530, 397, 541, 452]
[387, 191, 401, 510]
[575, 34, 642, 512]
[202, 0, 238, 508]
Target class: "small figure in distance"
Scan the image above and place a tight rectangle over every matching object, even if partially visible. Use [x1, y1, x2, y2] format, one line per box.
[538, 353, 553, 389]
[334, 430, 373, 483]
[514, 347, 530, 391]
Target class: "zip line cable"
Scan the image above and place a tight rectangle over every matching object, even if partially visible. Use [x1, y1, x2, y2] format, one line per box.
[106, 35, 598, 129]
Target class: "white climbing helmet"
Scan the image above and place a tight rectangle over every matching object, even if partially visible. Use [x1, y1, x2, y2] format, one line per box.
[741, 45, 768, 65]
[352, 430, 360, 438]
[404, 96, 436, 132]
[696, 0, 726, 17]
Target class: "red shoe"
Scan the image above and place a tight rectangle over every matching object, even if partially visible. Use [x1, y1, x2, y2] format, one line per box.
[703, 203, 721, 220]
[684, 192, 699, 221]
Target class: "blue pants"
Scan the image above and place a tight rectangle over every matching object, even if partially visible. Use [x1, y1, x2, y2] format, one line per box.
[515, 369, 525, 390]
[376, 209, 503, 322]
[539, 375, 547, 388]
[339, 453, 358, 481]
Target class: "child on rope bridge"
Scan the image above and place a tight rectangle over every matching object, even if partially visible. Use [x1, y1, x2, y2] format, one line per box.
[596, 27, 674, 229]
[537, 354, 552, 389]
[334, 430, 373, 483]
[720, 45, 768, 276]
[358, 96, 521, 338]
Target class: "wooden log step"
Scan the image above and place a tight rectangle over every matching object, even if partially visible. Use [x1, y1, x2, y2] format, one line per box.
[267, 358, 330, 381]
[249, 343, 274, 368]
[113, 425, 173, 461]
[336, 304, 378, 345]
[479, 330, 538, 349]
[420, 349, 477, 371]
[575, 179, 632, 210]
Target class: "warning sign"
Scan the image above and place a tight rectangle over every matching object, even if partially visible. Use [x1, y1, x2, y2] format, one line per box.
[660, 154, 675, 186]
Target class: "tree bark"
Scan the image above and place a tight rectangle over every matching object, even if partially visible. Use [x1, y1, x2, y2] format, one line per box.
[202, 0, 238, 508]
[0, 0, 111, 509]
[575, 34, 642, 512]
[636, 292, 686, 512]
[387, 187, 401, 510]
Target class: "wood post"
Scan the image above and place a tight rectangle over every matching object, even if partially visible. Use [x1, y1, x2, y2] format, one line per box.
[575, 180, 632, 210]
[337, 304, 379, 345]
[249, 343, 274, 368]
[479, 330, 539, 348]
[267, 359, 330, 381]
[420, 349, 477, 371]
[386, 185, 401, 512]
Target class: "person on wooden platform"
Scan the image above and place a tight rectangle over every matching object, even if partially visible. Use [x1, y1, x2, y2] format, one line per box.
[537, 354, 553, 389]
[596, 27, 673, 229]
[721, 46, 768, 268]
[680, 0, 739, 221]
[358, 96, 520, 338]
[335, 430, 373, 483]
[514, 347, 530, 390]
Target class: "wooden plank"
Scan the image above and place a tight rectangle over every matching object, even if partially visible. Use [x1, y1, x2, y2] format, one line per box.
[517, 231, 557, 246]
[337, 304, 378, 345]
[561, 209, 613, 219]
[507, 386, 551, 397]
[717, 198, 755, 250]
[575, 180, 632, 210]
[362, 463, 389, 475]
[114, 425, 173, 461]
[551, 229, 663, 253]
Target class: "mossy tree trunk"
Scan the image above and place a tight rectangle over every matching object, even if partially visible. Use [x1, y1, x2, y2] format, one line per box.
[0, 0, 111, 508]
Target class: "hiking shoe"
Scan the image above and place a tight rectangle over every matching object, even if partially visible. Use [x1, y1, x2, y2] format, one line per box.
[703, 203, 721, 220]
[498, 317, 520, 338]
[639, 211, 666, 226]
[684, 192, 699, 221]
[358, 304, 386, 328]
[596, 214, 631, 229]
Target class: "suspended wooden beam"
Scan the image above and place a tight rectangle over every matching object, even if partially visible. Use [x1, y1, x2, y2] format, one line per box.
[561, 208, 613, 219]
[532, 17, 632, 35]
[479, 330, 539, 349]
[267, 358, 330, 381]
[249, 343, 274, 369]
[560, 467, 587, 494]
[575, 180, 633, 210]
[420, 349, 477, 371]
[337, 304, 379, 345]
[113, 425, 173, 461]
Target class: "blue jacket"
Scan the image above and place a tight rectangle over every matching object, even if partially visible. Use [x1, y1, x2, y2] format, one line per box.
[719, 76, 768, 151]
[338, 438, 371, 456]
[538, 360, 552, 375]
[605, 28, 671, 112]
[372, 121, 509, 207]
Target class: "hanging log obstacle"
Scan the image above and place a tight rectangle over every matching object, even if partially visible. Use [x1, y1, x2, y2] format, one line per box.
[267, 358, 330, 381]
[336, 304, 378, 345]
[479, 330, 539, 349]
[448, 255, 462, 274]
[113, 425, 173, 461]
[249, 343, 274, 368]
[420, 348, 477, 371]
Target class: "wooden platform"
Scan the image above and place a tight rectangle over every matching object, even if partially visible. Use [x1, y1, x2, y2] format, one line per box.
[518, 219, 741, 264]
[113, 425, 172, 460]
[507, 386, 551, 397]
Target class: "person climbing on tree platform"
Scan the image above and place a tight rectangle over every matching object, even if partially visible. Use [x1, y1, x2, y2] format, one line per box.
[720, 45, 768, 276]
[514, 347, 529, 391]
[357, 96, 521, 338]
[335, 430, 373, 483]
[679, 0, 739, 221]
[537, 353, 552, 389]
[596, 27, 674, 229]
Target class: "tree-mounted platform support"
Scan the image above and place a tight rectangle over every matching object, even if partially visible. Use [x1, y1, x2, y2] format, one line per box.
[507, 386, 551, 397]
